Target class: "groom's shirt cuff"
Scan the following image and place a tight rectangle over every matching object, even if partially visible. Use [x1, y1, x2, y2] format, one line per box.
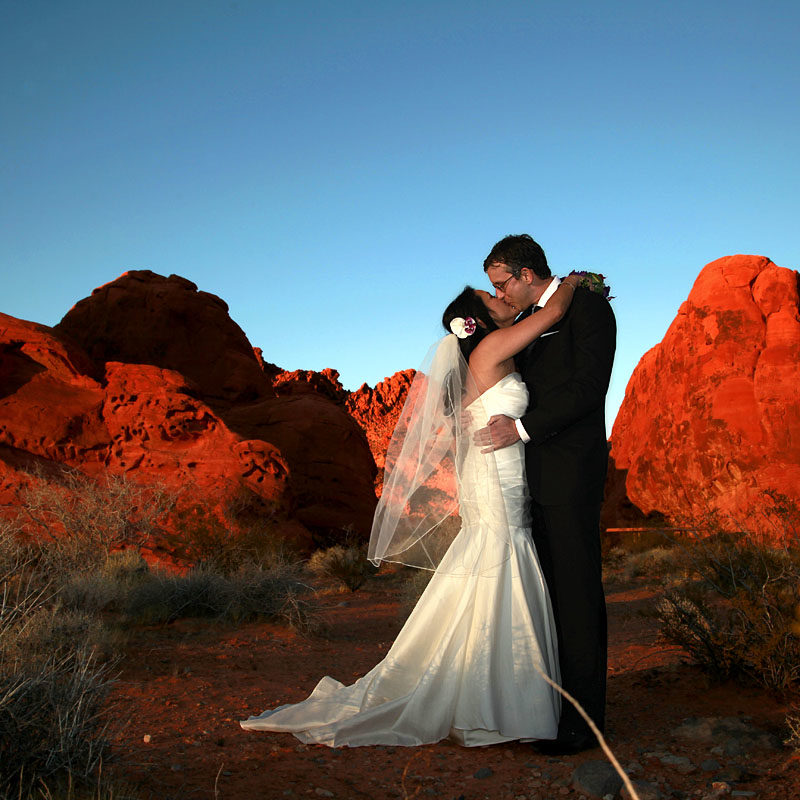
[515, 418, 531, 444]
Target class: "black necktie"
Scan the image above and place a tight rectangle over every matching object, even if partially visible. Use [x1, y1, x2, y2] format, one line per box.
[516, 305, 540, 323]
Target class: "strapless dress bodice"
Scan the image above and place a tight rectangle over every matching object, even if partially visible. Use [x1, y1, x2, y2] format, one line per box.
[461, 372, 530, 530]
[468, 373, 528, 424]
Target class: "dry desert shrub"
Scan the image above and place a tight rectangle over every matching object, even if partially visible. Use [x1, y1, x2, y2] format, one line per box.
[308, 542, 375, 592]
[0, 646, 116, 796]
[59, 550, 151, 616]
[652, 506, 800, 692]
[0, 537, 117, 796]
[19, 469, 175, 574]
[617, 545, 686, 583]
[123, 562, 318, 632]
[784, 705, 800, 750]
[164, 492, 293, 575]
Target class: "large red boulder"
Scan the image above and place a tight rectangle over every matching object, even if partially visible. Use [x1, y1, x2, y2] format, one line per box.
[224, 393, 376, 537]
[609, 255, 800, 534]
[55, 271, 271, 406]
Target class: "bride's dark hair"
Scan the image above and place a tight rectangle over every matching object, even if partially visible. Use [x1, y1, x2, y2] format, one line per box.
[442, 287, 498, 361]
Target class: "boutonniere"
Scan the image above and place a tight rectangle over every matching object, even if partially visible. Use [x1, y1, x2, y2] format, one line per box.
[567, 271, 614, 299]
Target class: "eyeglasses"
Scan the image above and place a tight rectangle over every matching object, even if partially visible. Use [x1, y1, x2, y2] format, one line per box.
[492, 274, 515, 294]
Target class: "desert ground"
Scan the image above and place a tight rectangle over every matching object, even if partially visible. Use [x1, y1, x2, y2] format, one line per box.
[108, 566, 797, 800]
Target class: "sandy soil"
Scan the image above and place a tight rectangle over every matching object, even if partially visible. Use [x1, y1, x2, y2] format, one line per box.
[108, 571, 799, 799]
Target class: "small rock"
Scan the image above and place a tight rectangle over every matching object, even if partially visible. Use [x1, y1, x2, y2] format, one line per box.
[730, 792, 756, 798]
[473, 767, 493, 779]
[622, 780, 662, 800]
[142, 734, 151, 743]
[723, 738, 746, 757]
[572, 761, 623, 799]
[652, 752, 695, 773]
[672, 717, 716, 741]
[714, 766, 746, 783]
[313, 790, 334, 798]
[672, 716, 778, 753]
[170, 764, 183, 772]
[701, 759, 722, 772]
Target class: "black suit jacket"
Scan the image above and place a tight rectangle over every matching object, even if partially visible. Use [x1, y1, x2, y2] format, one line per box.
[518, 287, 616, 506]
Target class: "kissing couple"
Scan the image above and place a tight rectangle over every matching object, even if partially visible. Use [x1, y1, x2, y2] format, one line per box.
[242, 233, 617, 755]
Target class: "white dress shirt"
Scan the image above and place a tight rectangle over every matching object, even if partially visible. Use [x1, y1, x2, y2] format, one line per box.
[514, 276, 561, 444]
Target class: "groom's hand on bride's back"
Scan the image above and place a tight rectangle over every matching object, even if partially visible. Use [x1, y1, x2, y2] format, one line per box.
[474, 415, 520, 453]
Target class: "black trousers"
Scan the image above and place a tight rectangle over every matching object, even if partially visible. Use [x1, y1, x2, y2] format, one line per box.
[530, 501, 607, 741]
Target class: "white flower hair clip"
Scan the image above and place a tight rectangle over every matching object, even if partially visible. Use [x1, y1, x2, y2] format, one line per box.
[449, 316, 477, 339]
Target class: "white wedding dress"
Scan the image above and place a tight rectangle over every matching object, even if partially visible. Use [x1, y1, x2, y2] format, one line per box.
[240, 373, 560, 747]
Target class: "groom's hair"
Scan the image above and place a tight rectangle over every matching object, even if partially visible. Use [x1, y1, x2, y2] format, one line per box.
[442, 286, 498, 361]
[483, 234, 551, 279]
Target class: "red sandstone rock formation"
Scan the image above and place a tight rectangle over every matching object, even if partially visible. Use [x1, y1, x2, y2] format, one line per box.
[257, 359, 416, 495]
[345, 372, 415, 471]
[271, 367, 348, 405]
[609, 255, 800, 535]
[56, 271, 271, 406]
[1, 272, 379, 554]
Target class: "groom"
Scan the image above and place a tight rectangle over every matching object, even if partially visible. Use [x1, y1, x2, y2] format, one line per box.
[476, 234, 616, 754]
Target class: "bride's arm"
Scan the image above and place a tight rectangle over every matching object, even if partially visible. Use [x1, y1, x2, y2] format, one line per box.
[473, 275, 580, 366]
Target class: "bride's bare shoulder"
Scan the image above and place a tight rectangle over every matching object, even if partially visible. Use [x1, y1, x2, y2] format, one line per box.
[467, 351, 515, 395]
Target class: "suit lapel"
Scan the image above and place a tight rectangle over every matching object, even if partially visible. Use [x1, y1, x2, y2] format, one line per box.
[514, 305, 540, 371]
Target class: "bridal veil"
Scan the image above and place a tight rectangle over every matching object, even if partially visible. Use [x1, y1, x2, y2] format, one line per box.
[368, 334, 512, 576]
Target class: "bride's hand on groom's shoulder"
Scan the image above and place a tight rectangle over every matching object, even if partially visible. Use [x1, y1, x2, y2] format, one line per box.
[473, 415, 520, 453]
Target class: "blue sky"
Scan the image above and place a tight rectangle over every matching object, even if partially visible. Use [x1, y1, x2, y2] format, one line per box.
[3, 0, 799, 432]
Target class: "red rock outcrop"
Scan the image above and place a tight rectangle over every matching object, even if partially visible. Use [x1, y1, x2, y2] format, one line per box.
[271, 367, 349, 405]
[56, 271, 271, 406]
[609, 255, 800, 535]
[258, 361, 416, 495]
[1, 272, 379, 554]
[345, 371, 415, 474]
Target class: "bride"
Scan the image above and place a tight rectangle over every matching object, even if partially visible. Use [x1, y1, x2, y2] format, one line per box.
[240, 275, 581, 747]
